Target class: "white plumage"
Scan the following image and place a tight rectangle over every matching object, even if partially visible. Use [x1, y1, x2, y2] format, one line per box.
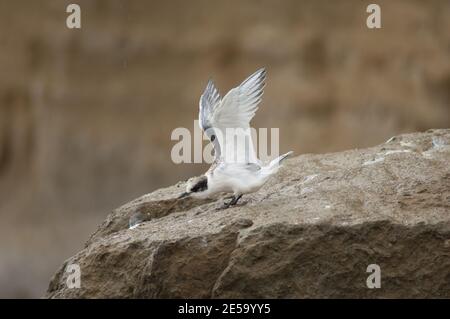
[180, 68, 293, 208]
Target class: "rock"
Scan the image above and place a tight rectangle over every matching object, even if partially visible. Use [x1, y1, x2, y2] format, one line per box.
[46, 129, 450, 298]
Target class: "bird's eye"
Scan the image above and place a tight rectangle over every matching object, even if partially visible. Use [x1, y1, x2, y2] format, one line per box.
[211, 135, 216, 141]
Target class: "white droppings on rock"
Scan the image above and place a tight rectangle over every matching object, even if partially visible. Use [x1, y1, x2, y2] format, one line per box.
[422, 151, 434, 159]
[301, 187, 314, 195]
[385, 136, 396, 143]
[364, 149, 412, 166]
[422, 137, 449, 159]
[302, 174, 318, 184]
[432, 137, 447, 148]
[384, 149, 412, 156]
[363, 157, 385, 166]
[400, 141, 415, 148]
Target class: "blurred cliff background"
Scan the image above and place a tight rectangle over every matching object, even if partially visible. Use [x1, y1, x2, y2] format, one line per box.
[0, 0, 449, 298]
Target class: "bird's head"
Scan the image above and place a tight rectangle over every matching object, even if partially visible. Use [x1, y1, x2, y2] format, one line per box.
[178, 175, 208, 199]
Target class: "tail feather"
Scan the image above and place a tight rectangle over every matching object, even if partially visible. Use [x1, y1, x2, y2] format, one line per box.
[267, 151, 293, 170]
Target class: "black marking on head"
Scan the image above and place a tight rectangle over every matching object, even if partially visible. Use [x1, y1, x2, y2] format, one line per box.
[191, 177, 208, 193]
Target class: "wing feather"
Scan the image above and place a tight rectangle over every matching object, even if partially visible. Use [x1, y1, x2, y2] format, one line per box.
[216, 68, 266, 129]
[198, 68, 266, 164]
[199, 79, 221, 131]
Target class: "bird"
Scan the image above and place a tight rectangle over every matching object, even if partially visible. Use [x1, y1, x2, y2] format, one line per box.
[178, 68, 293, 209]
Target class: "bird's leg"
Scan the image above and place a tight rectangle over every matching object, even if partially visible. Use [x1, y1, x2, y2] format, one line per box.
[229, 194, 243, 206]
[217, 194, 243, 210]
[217, 196, 234, 210]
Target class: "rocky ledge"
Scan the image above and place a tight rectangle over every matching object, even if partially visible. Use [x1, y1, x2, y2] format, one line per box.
[46, 129, 450, 298]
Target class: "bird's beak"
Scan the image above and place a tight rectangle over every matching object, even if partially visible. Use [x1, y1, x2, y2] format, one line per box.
[177, 192, 191, 199]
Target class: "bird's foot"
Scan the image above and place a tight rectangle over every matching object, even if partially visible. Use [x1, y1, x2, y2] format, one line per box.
[216, 194, 243, 210]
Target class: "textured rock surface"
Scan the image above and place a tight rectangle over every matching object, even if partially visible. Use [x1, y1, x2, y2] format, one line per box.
[47, 129, 450, 298]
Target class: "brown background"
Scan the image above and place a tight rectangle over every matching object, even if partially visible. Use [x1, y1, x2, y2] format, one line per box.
[0, 0, 449, 298]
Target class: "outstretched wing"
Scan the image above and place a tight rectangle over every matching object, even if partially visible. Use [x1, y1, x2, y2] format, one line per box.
[215, 68, 266, 130]
[199, 79, 221, 131]
[198, 68, 266, 164]
[199, 79, 222, 159]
